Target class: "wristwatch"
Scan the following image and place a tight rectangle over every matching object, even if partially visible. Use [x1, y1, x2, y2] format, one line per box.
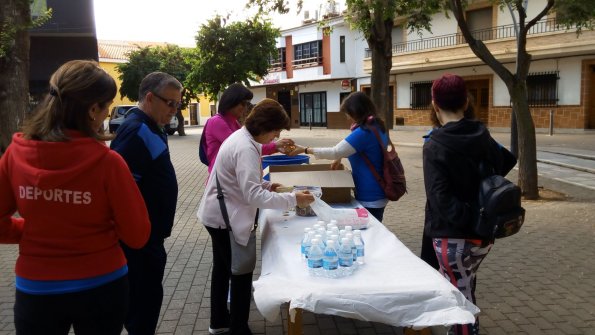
[305, 147, 309, 154]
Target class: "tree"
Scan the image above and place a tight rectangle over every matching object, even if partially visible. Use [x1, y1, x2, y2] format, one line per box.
[0, 0, 50, 155]
[186, 15, 279, 102]
[448, 0, 594, 199]
[117, 44, 196, 135]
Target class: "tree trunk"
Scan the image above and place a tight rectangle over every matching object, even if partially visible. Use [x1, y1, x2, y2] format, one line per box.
[368, 17, 394, 129]
[509, 81, 539, 199]
[176, 110, 186, 136]
[0, 0, 30, 155]
[370, 44, 391, 127]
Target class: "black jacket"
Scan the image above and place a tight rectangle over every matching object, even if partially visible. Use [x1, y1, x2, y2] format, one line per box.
[423, 118, 516, 239]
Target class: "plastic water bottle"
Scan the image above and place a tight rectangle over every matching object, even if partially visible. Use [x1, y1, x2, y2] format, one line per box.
[331, 226, 339, 236]
[300, 228, 312, 259]
[302, 230, 316, 260]
[307, 239, 323, 276]
[354, 230, 365, 265]
[345, 233, 357, 262]
[316, 228, 327, 243]
[329, 219, 338, 227]
[338, 237, 353, 276]
[314, 234, 324, 247]
[322, 240, 339, 278]
[317, 220, 326, 227]
[326, 230, 333, 241]
[344, 225, 353, 233]
[330, 234, 340, 248]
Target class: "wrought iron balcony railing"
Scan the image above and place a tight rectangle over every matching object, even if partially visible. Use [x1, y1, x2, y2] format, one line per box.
[292, 55, 323, 67]
[365, 18, 566, 58]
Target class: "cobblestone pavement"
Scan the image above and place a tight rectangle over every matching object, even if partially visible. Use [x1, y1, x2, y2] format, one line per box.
[0, 127, 593, 335]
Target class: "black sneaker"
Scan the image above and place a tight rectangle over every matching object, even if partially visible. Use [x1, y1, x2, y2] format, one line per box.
[208, 326, 230, 334]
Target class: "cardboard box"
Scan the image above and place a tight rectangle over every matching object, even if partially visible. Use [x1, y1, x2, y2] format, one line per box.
[266, 163, 354, 203]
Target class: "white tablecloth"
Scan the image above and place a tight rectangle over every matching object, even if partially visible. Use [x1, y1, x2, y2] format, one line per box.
[253, 208, 480, 328]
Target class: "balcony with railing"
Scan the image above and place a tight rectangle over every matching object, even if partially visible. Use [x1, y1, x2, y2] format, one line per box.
[292, 55, 323, 68]
[363, 17, 595, 73]
[365, 18, 568, 58]
[268, 60, 287, 72]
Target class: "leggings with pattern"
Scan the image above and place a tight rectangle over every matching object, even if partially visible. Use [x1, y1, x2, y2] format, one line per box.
[433, 238, 493, 335]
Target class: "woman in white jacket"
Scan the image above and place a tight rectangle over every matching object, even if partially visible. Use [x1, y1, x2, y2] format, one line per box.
[197, 99, 314, 335]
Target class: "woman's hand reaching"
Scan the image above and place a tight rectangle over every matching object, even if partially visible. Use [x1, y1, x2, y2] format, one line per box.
[276, 139, 296, 153]
[330, 159, 342, 170]
[295, 191, 315, 208]
[286, 145, 306, 156]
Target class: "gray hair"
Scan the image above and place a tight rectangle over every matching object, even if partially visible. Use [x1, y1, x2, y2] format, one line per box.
[138, 72, 182, 102]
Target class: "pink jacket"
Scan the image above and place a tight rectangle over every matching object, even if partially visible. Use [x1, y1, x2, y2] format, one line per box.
[205, 113, 276, 173]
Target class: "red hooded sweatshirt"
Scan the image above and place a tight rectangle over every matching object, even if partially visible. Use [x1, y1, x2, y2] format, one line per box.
[0, 131, 151, 281]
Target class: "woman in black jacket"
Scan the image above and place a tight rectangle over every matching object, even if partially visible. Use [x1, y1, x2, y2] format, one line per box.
[423, 74, 516, 335]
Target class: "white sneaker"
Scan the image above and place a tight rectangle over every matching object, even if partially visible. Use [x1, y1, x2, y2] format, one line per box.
[208, 326, 230, 334]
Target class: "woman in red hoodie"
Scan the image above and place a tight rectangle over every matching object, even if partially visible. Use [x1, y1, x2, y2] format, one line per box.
[0, 60, 151, 335]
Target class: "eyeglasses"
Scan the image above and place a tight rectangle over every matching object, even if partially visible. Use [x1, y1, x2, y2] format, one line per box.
[152, 92, 182, 109]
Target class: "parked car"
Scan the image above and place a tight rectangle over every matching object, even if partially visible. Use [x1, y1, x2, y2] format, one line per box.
[165, 114, 179, 135]
[109, 104, 179, 135]
[108, 105, 137, 133]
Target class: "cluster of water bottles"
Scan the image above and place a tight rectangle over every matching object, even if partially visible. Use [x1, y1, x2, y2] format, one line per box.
[300, 220, 365, 278]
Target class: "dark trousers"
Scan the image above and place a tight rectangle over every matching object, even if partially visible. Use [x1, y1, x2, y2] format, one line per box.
[206, 226, 253, 335]
[14, 275, 128, 335]
[365, 206, 385, 223]
[121, 240, 167, 335]
[420, 232, 440, 270]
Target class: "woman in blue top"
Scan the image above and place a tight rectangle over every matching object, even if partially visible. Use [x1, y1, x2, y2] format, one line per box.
[289, 92, 389, 222]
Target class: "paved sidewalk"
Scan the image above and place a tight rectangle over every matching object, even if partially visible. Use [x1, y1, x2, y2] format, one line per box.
[0, 127, 593, 335]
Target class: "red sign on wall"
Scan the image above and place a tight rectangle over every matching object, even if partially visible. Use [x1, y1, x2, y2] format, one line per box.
[341, 79, 350, 90]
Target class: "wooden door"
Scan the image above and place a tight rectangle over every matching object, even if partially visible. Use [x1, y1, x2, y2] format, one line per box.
[589, 66, 595, 129]
[466, 79, 490, 125]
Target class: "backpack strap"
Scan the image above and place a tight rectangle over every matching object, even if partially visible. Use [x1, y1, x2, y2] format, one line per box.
[359, 125, 390, 187]
[215, 174, 232, 231]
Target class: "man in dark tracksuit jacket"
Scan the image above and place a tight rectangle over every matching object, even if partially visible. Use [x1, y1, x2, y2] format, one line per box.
[111, 72, 181, 335]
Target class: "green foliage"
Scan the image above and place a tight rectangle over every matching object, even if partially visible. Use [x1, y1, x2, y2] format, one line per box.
[116, 44, 196, 107]
[344, 0, 441, 40]
[554, 0, 595, 32]
[0, 0, 51, 59]
[187, 15, 279, 101]
[247, 0, 296, 15]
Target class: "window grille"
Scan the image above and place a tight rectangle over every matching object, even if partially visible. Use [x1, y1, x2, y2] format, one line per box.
[293, 41, 323, 66]
[527, 72, 558, 107]
[268, 47, 286, 70]
[410, 81, 433, 109]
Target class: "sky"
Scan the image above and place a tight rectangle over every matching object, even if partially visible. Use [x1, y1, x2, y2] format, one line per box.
[93, 0, 345, 47]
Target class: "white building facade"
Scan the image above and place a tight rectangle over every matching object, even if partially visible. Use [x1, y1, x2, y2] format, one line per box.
[251, 14, 367, 129]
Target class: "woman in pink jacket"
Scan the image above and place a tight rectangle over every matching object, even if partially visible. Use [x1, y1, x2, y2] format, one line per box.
[201, 83, 293, 173]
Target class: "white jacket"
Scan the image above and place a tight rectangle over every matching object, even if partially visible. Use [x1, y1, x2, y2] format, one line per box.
[197, 127, 296, 246]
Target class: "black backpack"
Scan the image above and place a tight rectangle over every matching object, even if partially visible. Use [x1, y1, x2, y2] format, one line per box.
[474, 161, 525, 239]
